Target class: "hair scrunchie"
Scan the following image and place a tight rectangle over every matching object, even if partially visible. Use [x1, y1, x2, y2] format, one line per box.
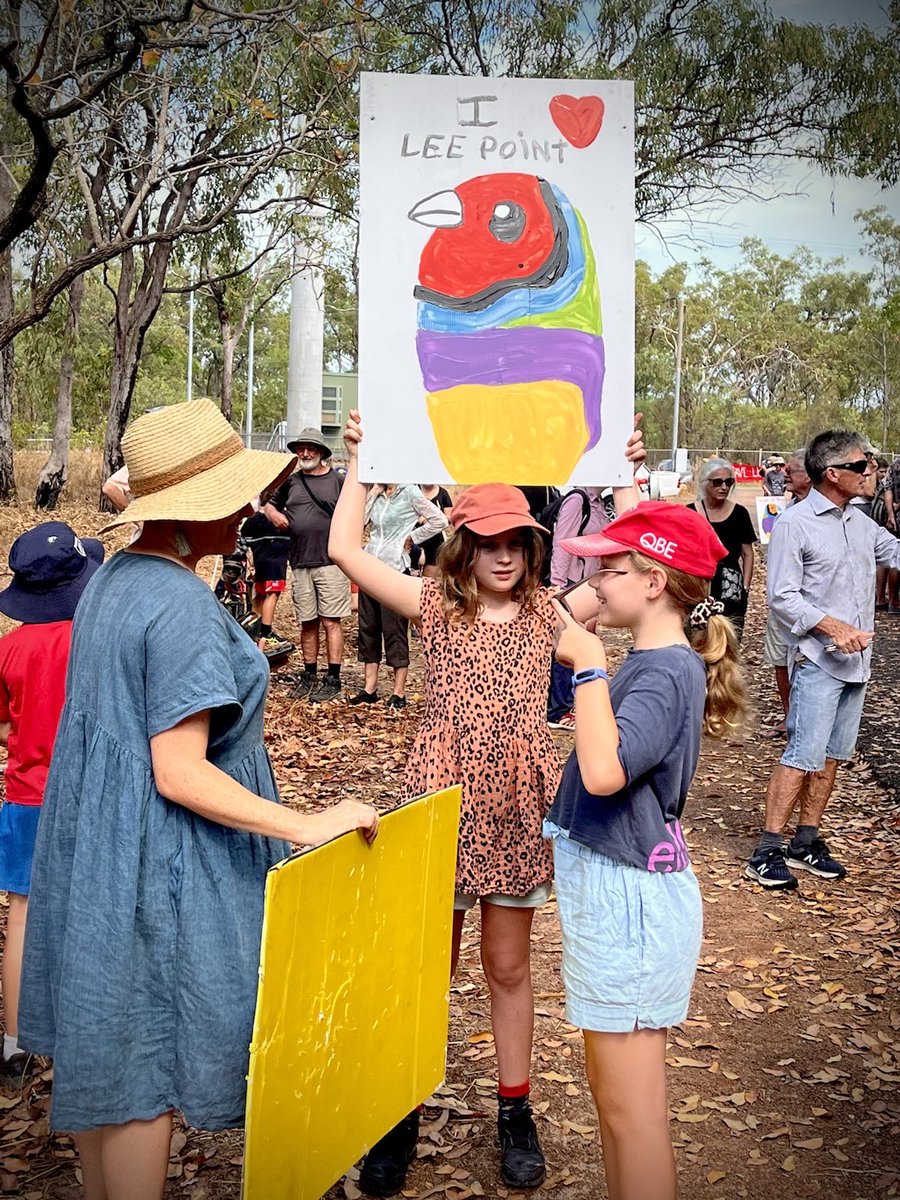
[689, 597, 725, 629]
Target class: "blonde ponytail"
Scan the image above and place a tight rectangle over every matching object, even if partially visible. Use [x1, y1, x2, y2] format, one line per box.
[628, 551, 748, 738]
[689, 612, 747, 737]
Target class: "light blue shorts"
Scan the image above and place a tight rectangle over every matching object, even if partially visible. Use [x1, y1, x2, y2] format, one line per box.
[781, 656, 867, 772]
[546, 826, 702, 1033]
[454, 880, 552, 912]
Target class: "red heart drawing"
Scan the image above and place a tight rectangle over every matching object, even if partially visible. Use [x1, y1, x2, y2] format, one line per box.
[549, 94, 605, 149]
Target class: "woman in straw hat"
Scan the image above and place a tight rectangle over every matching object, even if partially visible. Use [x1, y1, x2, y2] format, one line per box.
[18, 400, 378, 1200]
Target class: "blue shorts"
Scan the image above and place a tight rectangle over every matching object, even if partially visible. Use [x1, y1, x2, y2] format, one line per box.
[0, 801, 42, 895]
[781, 657, 867, 772]
[547, 826, 702, 1033]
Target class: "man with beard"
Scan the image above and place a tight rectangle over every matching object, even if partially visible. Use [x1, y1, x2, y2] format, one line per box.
[265, 428, 349, 702]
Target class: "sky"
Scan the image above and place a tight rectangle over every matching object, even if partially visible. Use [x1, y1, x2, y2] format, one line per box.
[634, 0, 900, 279]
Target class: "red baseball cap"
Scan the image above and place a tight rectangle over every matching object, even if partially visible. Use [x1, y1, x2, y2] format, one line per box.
[560, 501, 727, 579]
[451, 484, 549, 537]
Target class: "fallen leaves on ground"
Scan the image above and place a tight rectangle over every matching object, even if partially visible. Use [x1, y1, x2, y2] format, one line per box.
[0, 504, 898, 1198]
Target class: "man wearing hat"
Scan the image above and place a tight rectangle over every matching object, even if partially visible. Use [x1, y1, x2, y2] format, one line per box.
[762, 455, 787, 497]
[0, 522, 103, 1085]
[264, 427, 350, 702]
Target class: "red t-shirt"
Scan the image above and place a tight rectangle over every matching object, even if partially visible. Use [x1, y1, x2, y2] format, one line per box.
[0, 620, 72, 805]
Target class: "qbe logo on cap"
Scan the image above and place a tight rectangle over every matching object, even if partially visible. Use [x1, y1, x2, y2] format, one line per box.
[639, 531, 677, 559]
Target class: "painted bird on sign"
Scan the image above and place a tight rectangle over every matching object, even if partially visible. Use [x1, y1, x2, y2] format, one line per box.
[409, 172, 604, 485]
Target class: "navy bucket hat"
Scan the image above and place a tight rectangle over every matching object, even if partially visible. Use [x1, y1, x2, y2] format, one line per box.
[0, 522, 105, 624]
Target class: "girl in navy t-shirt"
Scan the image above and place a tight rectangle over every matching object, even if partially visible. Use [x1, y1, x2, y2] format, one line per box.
[545, 502, 746, 1200]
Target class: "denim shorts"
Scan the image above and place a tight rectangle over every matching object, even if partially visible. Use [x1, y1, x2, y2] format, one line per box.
[0, 801, 42, 895]
[546, 826, 702, 1032]
[454, 880, 552, 912]
[781, 656, 867, 772]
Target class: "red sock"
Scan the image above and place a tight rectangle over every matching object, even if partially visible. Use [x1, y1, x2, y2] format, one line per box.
[498, 1079, 530, 1100]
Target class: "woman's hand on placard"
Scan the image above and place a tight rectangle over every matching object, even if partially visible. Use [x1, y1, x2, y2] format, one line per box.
[311, 798, 380, 846]
[626, 412, 646, 474]
[343, 409, 363, 459]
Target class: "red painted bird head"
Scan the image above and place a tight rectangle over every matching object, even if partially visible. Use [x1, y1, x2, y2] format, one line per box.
[409, 173, 567, 310]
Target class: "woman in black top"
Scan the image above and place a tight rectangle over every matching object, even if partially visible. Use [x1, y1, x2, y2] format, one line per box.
[687, 458, 757, 638]
[412, 485, 454, 578]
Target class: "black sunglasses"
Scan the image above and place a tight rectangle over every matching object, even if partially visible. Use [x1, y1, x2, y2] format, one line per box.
[826, 459, 869, 474]
[709, 477, 735, 487]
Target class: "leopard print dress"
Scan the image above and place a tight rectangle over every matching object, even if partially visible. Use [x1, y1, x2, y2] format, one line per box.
[404, 579, 560, 896]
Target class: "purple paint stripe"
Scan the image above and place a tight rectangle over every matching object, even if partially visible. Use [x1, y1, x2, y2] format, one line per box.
[416, 327, 605, 447]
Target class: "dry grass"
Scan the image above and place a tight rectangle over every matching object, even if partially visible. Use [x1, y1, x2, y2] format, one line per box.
[13, 449, 104, 504]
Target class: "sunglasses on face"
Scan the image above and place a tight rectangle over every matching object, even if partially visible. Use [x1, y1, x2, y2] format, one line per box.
[709, 477, 735, 487]
[826, 459, 869, 474]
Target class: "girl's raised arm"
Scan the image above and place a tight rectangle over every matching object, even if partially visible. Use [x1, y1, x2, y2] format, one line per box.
[328, 412, 424, 622]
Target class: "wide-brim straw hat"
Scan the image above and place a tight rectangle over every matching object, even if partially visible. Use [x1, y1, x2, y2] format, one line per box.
[100, 399, 296, 533]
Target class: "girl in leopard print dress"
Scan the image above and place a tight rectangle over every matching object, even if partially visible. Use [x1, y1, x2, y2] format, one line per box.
[329, 410, 644, 1195]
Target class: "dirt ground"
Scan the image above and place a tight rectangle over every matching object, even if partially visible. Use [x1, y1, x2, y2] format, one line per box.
[0, 495, 898, 1200]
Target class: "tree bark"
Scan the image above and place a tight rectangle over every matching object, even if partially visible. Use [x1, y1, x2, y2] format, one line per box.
[100, 237, 181, 508]
[34, 272, 85, 509]
[0, 91, 16, 503]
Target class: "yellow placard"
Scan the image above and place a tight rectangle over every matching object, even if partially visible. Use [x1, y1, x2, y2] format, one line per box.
[243, 786, 462, 1200]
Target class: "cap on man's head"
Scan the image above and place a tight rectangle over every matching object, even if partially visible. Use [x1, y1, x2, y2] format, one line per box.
[767, 455, 785, 466]
[286, 427, 332, 458]
[0, 522, 104, 623]
[560, 501, 727, 580]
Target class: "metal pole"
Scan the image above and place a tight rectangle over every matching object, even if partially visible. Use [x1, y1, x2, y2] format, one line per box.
[672, 294, 684, 462]
[245, 323, 255, 448]
[186, 278, 195, 402]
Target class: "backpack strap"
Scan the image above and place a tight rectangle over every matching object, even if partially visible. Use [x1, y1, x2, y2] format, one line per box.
[297, 471, 336, 517]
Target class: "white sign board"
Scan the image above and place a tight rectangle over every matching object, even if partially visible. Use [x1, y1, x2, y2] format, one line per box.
[358, 73, 635, 487]
[756, 496, 788, 546]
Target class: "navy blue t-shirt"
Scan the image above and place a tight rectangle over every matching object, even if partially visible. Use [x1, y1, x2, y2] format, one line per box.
[548, 644, 707, 872]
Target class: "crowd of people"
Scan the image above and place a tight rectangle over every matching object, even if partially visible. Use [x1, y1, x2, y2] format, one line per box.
[0, 399, 896, 1200]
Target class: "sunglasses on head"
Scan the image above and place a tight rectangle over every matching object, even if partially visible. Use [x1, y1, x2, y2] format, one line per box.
[826, 459, 869, 474]
[709, 477, 735, 487]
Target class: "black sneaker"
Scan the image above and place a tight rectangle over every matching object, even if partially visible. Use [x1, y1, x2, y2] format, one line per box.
[0, 1052, 33, 1091]
[497, 1096, 546, 1189]
[349, 689, 380, 706]
[289, 672, 317, 700]
[359, 1110, 419, 1197]
[744, 846, 799, 890]
[385, 694, 407, 711]
[309, 675, 342, 704]
[785, 838, 847, 880]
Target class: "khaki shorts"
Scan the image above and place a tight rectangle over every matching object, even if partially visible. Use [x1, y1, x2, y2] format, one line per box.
[454, 880, 552, 913]
[763, 610, 789, 668]
[291, 565, 351, 623]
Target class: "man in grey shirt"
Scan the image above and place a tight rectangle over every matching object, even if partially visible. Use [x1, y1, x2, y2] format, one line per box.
[746, 430, 900, 890]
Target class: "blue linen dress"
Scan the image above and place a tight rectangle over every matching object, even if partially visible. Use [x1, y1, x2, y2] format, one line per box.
[19, 553, 289, 1133]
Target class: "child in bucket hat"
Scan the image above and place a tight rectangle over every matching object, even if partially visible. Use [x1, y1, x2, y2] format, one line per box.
[543, 500, 747, 1200]
[0, 521, 104, 1086]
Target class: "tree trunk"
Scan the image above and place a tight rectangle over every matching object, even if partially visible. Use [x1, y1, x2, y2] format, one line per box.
[220, 323, 236, 423]
[100, 240, 177, 508]
[35, 272, 85, 509]
[0, 260, 14, 504]
[0, 76, 16, 503]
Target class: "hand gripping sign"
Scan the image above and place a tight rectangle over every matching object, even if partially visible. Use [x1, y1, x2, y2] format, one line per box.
[243, 787, 461, 1200]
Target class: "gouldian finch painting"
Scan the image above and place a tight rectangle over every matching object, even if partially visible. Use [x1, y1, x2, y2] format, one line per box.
[409, 172, 604, 484]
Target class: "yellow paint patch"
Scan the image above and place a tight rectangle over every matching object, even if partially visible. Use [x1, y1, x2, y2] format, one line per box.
[427, 381, 589, 484]
[243, 787, 462, 1200]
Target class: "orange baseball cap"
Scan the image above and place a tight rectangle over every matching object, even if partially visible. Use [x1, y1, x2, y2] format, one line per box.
[451, 484, 550, 537]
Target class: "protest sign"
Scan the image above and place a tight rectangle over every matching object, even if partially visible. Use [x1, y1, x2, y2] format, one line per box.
[756, 495, 788, 545]
[243, 786, 462, 1200]
[359, 73, 634, 487]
